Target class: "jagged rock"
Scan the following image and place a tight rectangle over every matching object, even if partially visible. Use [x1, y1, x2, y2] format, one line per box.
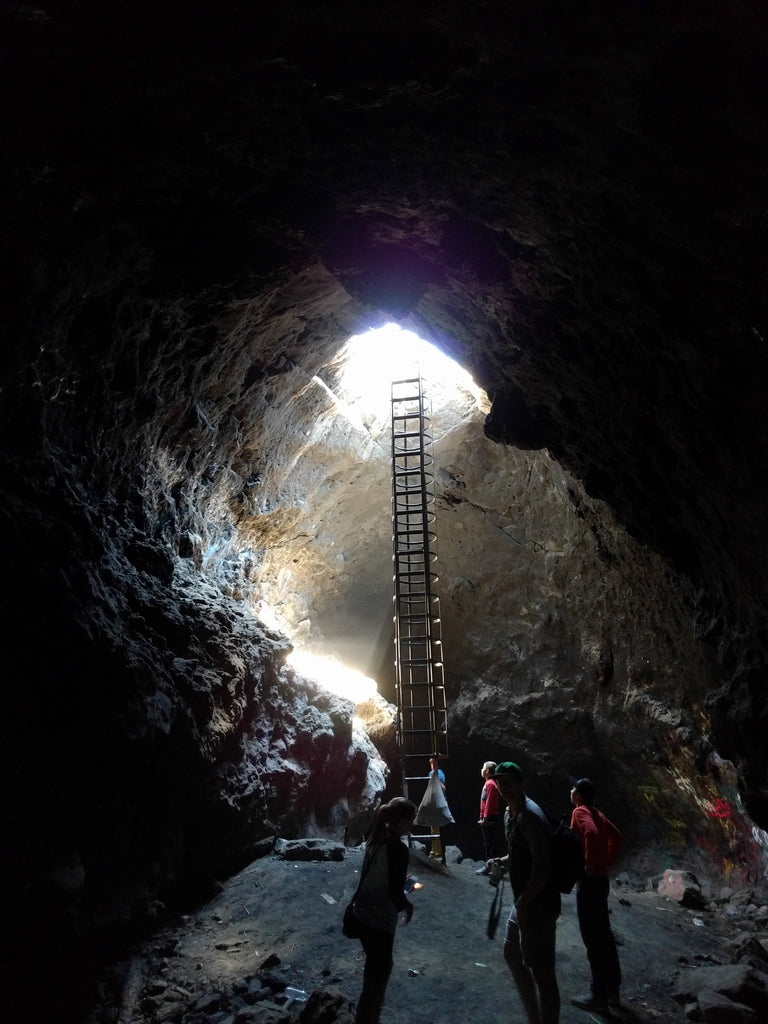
[730, 890, 763, 907]
[298, 986, 356, 1024]
[659, 870, 707, 909]
[353, 693, 397, 751]
[274, 839, 346, 862]
[728, 933, 768, 969]
[244, 980, 273, 1005]
[192, 991, 224, 1014]
[698, 990, 758, 1024]
[672, 964, 768, 1016]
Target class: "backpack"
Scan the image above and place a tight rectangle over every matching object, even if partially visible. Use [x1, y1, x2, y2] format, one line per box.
[546, 815, 584, 894]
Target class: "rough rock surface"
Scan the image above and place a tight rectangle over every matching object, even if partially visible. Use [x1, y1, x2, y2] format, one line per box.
[1, 1, 768, 1013]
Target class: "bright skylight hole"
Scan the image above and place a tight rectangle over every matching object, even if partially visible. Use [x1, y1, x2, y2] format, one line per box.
[336, 323, 484, 423]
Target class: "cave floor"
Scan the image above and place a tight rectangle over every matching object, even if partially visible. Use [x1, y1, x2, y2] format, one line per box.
[94, 847, 752, 1024]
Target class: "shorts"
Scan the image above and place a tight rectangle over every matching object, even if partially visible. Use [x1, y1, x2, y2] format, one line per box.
[505, 904, 558, 973]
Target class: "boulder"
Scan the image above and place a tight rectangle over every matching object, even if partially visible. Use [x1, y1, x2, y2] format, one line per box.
[274, 838, 346, 862]
[672, 964, 768, 1016]
[298, 986, 356, 1024]
[659, 869, 707, 909]
[698, 990, 758, 1024]
[728, 933, 768, 970]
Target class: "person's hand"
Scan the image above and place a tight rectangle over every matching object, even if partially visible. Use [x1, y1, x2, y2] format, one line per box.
[477, 818, 484, 825]
[515, 899, 530, 927]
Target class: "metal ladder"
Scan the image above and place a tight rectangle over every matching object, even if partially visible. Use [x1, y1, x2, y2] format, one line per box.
[390, 375, 448, 817]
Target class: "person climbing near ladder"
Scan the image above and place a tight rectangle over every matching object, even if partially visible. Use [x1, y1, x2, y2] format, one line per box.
[429, 754, 446, 861]
[414, 754, 453, 865]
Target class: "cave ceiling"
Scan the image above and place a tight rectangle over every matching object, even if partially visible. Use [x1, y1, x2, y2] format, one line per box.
[1, 0, 768, 947]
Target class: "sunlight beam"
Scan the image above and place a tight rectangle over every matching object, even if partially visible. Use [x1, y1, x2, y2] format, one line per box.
[286, 650, 378, 704]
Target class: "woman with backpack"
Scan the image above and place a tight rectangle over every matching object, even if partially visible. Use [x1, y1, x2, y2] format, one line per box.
[351, 797, 417, 1024]
[568, 776, 623, 1016]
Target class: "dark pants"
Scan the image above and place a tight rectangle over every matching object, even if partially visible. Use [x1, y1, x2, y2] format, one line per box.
[576, 874, 621, 1000]
[355, 923, 395, 1024]
[480, 815, 500, 860]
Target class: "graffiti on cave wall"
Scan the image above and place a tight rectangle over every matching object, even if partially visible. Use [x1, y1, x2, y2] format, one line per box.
[636, 756, 768, 884]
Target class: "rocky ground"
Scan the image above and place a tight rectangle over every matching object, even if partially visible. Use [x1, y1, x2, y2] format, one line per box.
[76, 842, 768, 1024]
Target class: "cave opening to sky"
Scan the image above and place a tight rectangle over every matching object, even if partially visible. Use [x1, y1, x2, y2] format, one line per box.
[333, 322, 485, 423]
[265, 322, 487, 704]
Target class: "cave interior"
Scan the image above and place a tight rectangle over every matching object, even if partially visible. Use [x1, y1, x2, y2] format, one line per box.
[1, 0, 768, 1012]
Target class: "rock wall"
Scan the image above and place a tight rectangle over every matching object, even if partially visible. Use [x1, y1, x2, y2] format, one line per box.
[1, 0, 767, 965]
[1, 463, 382, 944]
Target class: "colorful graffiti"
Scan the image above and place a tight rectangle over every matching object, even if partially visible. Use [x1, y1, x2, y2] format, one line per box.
[703, 798, 732, 820]
[632, 758, 768, 885]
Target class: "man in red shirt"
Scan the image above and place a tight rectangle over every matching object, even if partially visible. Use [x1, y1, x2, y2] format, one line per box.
[568, 776, 623, 1015]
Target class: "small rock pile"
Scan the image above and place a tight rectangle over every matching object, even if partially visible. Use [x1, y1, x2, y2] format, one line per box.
[655, 870, 768, 1024]
[94, 944, 359, 1024]
[135, 958, 355, 1024]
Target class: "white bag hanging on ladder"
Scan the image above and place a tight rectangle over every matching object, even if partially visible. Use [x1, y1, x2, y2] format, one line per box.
[414, 772, 454, 828]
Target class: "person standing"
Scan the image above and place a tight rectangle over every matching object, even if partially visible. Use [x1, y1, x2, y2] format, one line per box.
[486, 762, 561, 1024]
[568, 776, 623, 1015]
[476, 760, 501, 872]
[429, 753, 446, 788]
[352, 797, 417, 1024]
[428, 754, 447, 863]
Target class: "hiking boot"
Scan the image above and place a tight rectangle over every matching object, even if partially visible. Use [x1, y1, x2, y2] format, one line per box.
[571, 993, 609, 1013]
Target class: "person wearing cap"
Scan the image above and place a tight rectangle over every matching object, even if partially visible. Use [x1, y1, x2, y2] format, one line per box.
[485, 761, 561, 1024]
[568, 776, 623, 1015]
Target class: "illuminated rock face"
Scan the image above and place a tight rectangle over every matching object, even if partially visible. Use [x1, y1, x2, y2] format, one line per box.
[1, 1, 767, 948]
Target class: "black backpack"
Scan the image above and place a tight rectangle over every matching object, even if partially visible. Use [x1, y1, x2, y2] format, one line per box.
[546, 814, 584, 894]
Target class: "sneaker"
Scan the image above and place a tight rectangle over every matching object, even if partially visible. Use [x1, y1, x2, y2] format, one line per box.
[571, 993, 609, 1013]
[475, 866, 490, 875]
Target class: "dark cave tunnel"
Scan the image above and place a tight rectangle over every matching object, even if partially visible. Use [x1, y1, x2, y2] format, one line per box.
[1, 1, 768, 1019]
